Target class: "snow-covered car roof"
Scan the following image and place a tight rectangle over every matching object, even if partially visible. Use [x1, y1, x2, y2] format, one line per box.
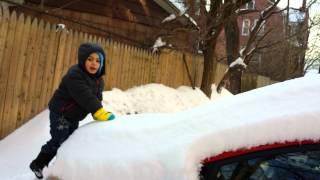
[48, 75, 320, 180]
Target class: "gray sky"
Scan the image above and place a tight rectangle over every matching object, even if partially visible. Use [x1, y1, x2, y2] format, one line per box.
[278, 0, 319, 17]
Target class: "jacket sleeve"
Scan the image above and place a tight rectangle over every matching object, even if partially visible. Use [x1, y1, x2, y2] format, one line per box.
[97, 78, 104, 101]
[65, 72, 102, 114]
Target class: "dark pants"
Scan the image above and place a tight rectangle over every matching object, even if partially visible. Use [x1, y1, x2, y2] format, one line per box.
[33, 111, 79, 168]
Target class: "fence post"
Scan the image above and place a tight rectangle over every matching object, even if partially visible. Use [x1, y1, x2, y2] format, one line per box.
[182, 53, 195, 89]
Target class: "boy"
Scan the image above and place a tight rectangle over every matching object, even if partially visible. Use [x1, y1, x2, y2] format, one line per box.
[29, 43, 115, 179]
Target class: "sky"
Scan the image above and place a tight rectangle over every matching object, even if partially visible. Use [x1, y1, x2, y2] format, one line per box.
[170, 0, 319, 16]
[0, 74, 319, 180]
[278, 0, 303, 8]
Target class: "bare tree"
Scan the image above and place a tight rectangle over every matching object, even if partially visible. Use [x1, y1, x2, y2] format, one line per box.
[155, 0, 316, 95]
[217, 0, 282, 92]
[155, 0, 251, 97]
[305, 6, 320, 74]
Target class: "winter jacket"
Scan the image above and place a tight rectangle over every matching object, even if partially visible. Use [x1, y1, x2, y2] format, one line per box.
[48, 43, 106, 122]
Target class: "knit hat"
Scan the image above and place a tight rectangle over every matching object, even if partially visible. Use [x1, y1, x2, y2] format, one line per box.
[78, 43, 106, 77]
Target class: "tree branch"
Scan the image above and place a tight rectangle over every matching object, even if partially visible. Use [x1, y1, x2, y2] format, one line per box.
[217, 0, 281, 92]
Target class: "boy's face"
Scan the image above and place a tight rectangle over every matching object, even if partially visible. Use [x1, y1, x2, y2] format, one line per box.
[85, 52, 100, 75]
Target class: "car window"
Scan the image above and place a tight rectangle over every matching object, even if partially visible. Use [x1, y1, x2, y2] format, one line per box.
[201, 147, 320, 180]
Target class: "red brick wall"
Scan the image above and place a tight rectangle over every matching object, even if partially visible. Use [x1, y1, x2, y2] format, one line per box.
[216, 0, 287, 80]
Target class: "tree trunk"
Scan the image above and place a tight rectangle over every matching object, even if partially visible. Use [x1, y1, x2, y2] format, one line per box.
[224, 14, 241, 94]
[282, 0, 291, 80]
[200, 40, 217, 98]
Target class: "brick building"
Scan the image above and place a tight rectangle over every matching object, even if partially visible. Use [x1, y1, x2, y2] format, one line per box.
[217, 0, 307, 81]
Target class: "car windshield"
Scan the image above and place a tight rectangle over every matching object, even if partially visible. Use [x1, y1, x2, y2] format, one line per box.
[215, 150, 320, 180]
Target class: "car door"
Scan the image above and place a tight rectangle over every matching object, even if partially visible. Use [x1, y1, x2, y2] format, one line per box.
[200, 143, 320, 180]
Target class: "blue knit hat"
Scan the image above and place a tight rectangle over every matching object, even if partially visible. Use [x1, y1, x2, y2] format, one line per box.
[78, 43, 106, 77]
[97, 52, 104, 76]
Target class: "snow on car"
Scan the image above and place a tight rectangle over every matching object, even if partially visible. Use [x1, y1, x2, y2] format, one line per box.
[47, 75, 320, 180]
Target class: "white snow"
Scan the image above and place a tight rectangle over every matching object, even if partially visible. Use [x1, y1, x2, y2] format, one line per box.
[0, 83, 230, 180]
[1, 76, 320, 180]
[229, 57, 247, 68]
[240, 48, 245, 56]
[161, 14, 176, 23]
[152, 37, 167, 53]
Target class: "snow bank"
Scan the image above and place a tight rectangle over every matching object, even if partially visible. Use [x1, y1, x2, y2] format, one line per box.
[102, 84, 210, 115]
[48, 75, 320, 180]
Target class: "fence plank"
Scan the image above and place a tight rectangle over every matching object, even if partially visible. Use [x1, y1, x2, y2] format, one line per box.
[137, 48, 144, 85]
[15, 15, 32, 127]
[152, 54, 161, 83]
[122, 44, 129, 89]
[108, 41, 115, 87]
[139, 49, 146, 85]
[120, 44, 127, 89]
[121, 44, 129, 89]
[0, 6, 2, 67]
[9, 13, 30, 129]
[22, 18, 41, 120]
[71, 30, 79, 65]
[144, 50, 153, 84]
[126, 45, 133, 89]
[19, 18, 39, 124]
[25, 19, 42, 118]
[31, 20, 49, 115]
[162, 51, 171, 85]
[116, 42, 125, 89]
[1, 11, 18, 137]
[128, 46, 135, 88]
[174, 51, 182, 87]
[0, 5, 10, 138]
[62, 30, 73, 75]
[136, 48, 143, 84]
[37, 22, 52, 112]
[104, 39, 113, 89]
[127, 46, 134, 88]
[52, 30, 67, 91]
[44, 25, 59, 109]
[156, 52, 164, 84]
[28, 20, 45, 118]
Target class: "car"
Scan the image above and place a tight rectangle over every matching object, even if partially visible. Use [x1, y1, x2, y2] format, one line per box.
[47, 75, 320, 180]
[200, 140, 320, 179]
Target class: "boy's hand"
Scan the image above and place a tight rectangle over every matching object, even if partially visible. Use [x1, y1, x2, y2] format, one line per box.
[93, 108, 115, 121]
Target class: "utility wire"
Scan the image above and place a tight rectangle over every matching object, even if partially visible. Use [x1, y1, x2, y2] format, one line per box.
[0, 0, 150, 48]
[48, 0, 81, 13]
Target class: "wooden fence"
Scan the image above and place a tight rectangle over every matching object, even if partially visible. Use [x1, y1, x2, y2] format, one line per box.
[0, 6, 206, 139]
[241, 73, 278, 91]
[0, 6, 275, 139]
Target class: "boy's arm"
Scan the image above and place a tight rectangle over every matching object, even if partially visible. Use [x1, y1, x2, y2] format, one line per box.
[93, 79, 115, 121]
[66, 72, 102, 115]
[97, 78, 104, 101]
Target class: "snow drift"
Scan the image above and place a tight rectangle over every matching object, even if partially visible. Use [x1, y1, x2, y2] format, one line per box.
[48, 76, 320, 180]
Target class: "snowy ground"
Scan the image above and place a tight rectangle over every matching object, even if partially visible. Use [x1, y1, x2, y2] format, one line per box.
[46, 75, 320, 180]
[0, 84, 231, 180]
[1, 75, 319, 180]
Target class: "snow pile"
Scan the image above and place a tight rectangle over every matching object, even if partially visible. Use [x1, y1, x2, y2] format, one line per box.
[48, 75, 320, 180]
[0, 83, 230, 180]
[152, 37, 166, 53]
[211, 84, 233, 101]
[102, 84, 210, 115]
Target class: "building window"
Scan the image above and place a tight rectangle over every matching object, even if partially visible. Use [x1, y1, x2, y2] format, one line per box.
[253, 19, 265, 35]
[251, 53, 262, 64]
[246, 0, 255, 9]
[242, 19, 250, 36]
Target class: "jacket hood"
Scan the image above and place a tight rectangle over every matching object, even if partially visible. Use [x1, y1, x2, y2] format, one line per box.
[78, 43, 106, 77]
